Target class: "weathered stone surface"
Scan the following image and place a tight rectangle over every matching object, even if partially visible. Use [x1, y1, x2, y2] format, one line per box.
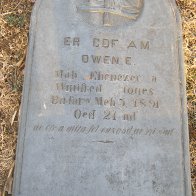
[13, 0, 191, 195]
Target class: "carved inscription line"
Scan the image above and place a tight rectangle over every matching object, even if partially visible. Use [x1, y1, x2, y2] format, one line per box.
[33, 124, 175, 137]
[64, 37, 150, 50]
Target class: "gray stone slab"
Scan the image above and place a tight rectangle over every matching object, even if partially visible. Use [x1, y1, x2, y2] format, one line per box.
[13, 0, 191, 195]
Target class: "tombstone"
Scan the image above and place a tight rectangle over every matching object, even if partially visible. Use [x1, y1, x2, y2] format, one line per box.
[13, 0, 191, 195]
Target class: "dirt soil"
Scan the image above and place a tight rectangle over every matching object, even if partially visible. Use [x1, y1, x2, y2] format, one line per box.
[0, 0, 195, 195]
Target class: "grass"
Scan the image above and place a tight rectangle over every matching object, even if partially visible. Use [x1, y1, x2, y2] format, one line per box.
[4, 14, 25, 28]
[0, 0, 195, 195]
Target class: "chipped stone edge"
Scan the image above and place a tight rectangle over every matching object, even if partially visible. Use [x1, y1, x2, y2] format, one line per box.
[12, 0, 43, 195]
[12, 0, 192, 195]
[169, 0, 192, 195]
